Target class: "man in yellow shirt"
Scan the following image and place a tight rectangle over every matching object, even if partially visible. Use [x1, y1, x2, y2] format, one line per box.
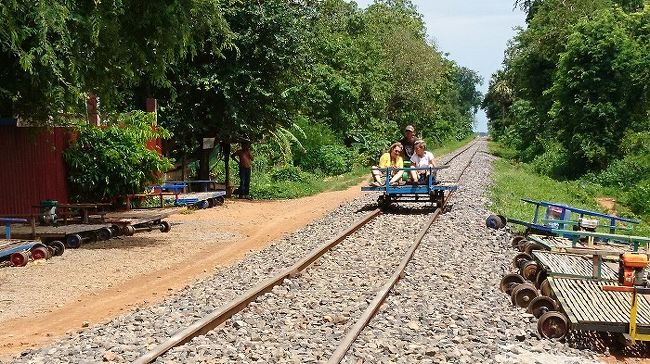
[371, 142, 405, 186]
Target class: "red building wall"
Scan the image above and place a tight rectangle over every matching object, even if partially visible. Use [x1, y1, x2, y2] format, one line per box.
[0, 127, 70, 214]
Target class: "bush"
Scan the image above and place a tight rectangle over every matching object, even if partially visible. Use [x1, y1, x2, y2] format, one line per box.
[625, 180, 650, 215]
[270, 165, 310, 182]
[589, 153, 650, 189]
[65, 111, 172, 201]
[303, 145, 353, 176]
[292, 117, 340, 167]
[530, 142, 571, 178]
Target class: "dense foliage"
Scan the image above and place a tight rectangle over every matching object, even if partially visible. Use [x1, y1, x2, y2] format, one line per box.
[65, 112, 172, 201]
[484, 0, 650, 215]
[159, 0, 482, 178]
[2, 0, 482, 200]
[0, 0, 231, 123]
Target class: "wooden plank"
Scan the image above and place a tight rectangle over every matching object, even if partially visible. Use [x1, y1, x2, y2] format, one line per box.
[552, 278, 650, 332]
[533, 251, 618, 281]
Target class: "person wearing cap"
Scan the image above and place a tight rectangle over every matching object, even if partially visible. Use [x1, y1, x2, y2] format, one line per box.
[409, 139, 436, 184]
[400, 125, 417, 159]
[371, 142, 405, 186]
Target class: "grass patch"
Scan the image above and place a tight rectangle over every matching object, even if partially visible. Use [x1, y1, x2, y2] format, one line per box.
[489, 144, 650, 236]
[250, 166, 368, 200]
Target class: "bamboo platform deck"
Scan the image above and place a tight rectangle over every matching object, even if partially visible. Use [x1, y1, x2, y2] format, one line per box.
[549, 277, 650, 334]
[532, 251, 619, 281]
[102, 208, 180, 226]
[9, 224, 112, 240]
[528, 234, 640, 254]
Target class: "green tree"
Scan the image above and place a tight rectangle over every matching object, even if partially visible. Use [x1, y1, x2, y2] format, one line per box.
[159, 0, 310, 179]
[549, 8, 650, 174]
[0, 0, 231, 123]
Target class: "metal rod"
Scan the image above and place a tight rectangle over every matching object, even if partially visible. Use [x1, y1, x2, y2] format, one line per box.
[133, 208, 381, 364]
[327, 201, 443, 364]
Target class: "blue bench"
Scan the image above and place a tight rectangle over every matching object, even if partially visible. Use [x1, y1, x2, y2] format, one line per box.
[0, 217, 27, 239]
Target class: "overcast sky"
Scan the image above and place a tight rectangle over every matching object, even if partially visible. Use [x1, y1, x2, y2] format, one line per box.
[352, 0, 526, 132]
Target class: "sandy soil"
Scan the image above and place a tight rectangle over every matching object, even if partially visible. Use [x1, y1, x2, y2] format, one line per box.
[0, 183, 364, 360]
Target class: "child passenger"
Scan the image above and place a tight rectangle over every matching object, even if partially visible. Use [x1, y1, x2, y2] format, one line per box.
[371, 142, 405, 186]
[409, 140, 436, 184]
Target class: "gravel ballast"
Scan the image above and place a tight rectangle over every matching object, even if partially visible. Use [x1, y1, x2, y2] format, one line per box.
[8, 140, 603, 364]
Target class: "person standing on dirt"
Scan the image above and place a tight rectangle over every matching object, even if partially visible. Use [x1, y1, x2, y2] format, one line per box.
[400, 125, 417, 159]
[232, 141, 254, 200]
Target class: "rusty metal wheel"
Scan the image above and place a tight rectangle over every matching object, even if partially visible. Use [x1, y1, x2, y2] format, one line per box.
[511, 283, 539, 308]
[512, 252, 532, 269]
[500, 273, 525, 294]
[65, 234, 82, 249]
[540, 279, 553, 298]
[517, 239, 529, 252]
[31, 246, 52, 260]
[49, 241, 65, 256]
[524, 242, 544, 255]
[486, 214, 505, 229]
[527, 296, 558, 318]
[96, 227, 112, 241]
[537, 311, 569, 340]
[10, 251, 29, 267]
[535, 269, 548, 289]
[511, 235, 526, 249]
[110, 225, 122, 237]
[520, 261, 539, 281]
[123, 225, 136, 236]
[160, 221, 171, 233]
[436, 191, 445, 208]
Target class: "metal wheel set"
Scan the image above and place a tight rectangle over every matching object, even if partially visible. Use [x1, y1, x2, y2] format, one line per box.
[1, 218, 66, 267]
[490, 199, 650, 345]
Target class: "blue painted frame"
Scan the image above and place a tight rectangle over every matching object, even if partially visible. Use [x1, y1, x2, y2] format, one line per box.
[507, 199, 640, 237]
[361, 166, 457, 205]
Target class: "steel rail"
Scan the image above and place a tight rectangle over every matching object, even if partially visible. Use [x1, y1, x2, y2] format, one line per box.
[134, 208, 381, 364]
[442, 137, 479, 166]
[327, 200, 443, 363]
[327, 141, 480, 363]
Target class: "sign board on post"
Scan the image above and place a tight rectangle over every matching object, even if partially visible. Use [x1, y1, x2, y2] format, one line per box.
[203, 138, 216, 149]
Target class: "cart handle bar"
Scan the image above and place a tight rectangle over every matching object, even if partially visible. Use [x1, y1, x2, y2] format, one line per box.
[602, 286, 650, 294]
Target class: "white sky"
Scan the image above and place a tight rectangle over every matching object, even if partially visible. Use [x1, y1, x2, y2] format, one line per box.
[352, 0, 526, 132]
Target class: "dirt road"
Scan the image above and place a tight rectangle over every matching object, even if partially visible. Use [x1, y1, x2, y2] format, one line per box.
[0, 183, 364, 360]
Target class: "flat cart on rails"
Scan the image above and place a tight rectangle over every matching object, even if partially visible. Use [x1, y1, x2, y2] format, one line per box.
[0, 218, 64, 266]
[101, 208, 179, 236]
[544, 277, 650, 343]
[174, 191, 226, 209]
[486, 198, 639, 234]
[361, 166, 457, 209]
[8, 223, 115, 249]
[509, 229, 648, 290]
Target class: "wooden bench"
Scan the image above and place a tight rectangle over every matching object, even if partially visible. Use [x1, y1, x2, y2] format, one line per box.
[125, 192, 179, 210]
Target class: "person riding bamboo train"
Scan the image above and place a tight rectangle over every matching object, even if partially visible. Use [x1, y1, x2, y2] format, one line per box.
[371, 142, 406, 187]
[400, 125, 418, 160]
[409, 139, 436, 184]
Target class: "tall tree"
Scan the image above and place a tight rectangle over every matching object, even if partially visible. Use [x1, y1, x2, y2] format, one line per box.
[0, 0, 231, 123]
[159, 0, 310, 179]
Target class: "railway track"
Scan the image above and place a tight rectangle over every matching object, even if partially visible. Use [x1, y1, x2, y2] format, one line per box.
[133, 140, 482, 363]
[12, 138, 602, 363]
